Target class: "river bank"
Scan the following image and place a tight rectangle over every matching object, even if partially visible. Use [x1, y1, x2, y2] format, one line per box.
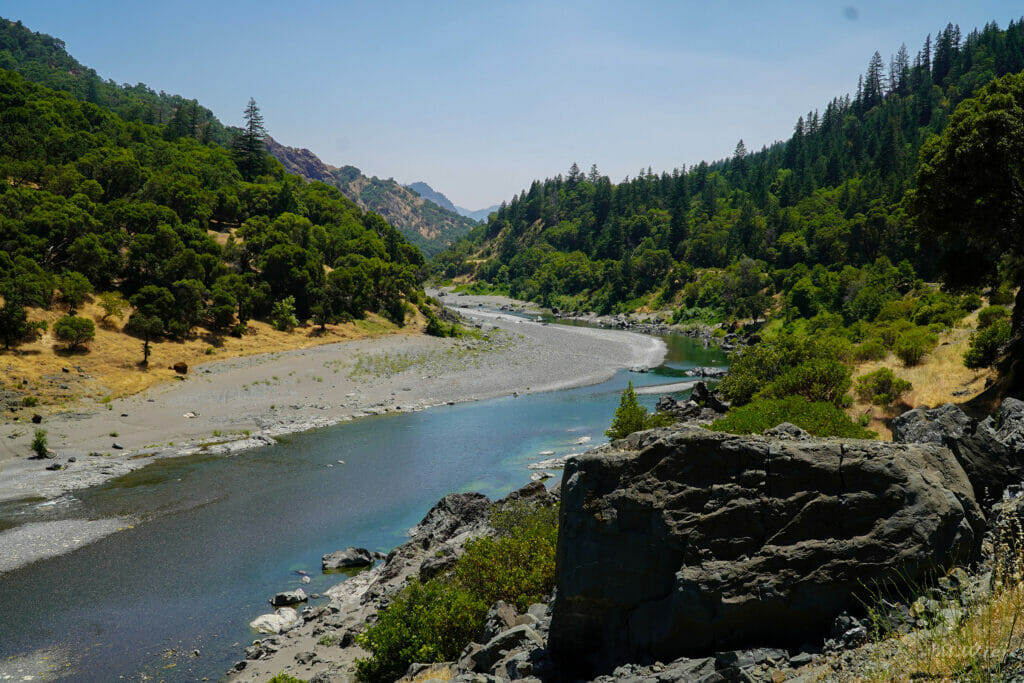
[0, 296, 665, 573]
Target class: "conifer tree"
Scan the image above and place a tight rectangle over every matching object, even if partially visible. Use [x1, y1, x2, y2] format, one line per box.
[233, 97, 267, 180]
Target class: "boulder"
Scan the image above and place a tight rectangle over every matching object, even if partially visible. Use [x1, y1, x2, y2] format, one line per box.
[689, 381, 729, 413]
[763, 422, 811, 441]
[548, 427, 983, 678]
[322, 547, 373, 570]
[249, 607, 300, 634]
[466, 624, 544, 673]
[480, 600, 519, 642]
[892, 402, 1024, 507]
[270, 589, 307, 606]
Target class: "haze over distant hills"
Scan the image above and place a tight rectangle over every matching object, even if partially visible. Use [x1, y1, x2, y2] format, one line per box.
[407, 181, 500, 223]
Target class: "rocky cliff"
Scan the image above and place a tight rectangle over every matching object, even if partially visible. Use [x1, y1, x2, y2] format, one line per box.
[548, 426, 986, 678]
[264, 137, 476, 256]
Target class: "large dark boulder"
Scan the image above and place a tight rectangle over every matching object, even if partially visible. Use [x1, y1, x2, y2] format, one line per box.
[548, 427, 983, 678]
[892, 400, 1024, 507]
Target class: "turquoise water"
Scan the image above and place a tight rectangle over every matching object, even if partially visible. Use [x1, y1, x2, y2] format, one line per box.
[0, 332, 723, 681]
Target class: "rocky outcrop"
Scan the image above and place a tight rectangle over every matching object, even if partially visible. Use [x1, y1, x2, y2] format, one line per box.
[893, 399, 1024, 506]
[548, 426, 984, 678]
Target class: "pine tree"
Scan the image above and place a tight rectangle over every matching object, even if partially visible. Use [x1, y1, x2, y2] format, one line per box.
[233, 97, 267, 180]
[605, 382, 647, 439]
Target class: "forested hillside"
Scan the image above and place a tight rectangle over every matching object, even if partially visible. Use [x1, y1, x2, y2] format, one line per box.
[0, 18, 232, 146]
[0, 17, 474, 261]
[0, 67, 430, 358]
[437, 20, 1024, 320]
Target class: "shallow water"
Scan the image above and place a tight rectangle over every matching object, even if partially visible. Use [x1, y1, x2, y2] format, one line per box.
[0, 331, 724, 681]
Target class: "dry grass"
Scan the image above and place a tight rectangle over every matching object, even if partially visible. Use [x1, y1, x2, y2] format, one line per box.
[847, 309, 996, 440]
[853, 525, 1024, 682]
[1, 298, 427, 413]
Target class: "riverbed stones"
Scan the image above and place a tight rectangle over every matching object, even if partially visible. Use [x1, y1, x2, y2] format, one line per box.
[321, 547, 373, 570]
[549, 426, 983, 678]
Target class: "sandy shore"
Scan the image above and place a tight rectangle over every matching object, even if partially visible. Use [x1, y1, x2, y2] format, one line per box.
[0, 293, 663, 573]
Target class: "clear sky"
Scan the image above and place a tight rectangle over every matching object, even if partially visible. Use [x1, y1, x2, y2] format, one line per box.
[2, 1, 1021, 209]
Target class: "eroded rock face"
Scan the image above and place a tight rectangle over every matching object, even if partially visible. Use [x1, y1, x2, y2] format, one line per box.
[548, 427, 984, 678]
[892, 400, 1024, 507]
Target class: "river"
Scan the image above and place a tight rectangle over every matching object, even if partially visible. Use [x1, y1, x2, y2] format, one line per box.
[0, 331, 724, 681]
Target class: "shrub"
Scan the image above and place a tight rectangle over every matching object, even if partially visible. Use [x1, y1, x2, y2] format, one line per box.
[456, 503, 559, 612]
[706, 397, 876, 439]
[895, 328, 936, 366]
[855, 368, 912, 406]
[990, 287, 1015, 306]
[270, 296, 299, 331]
[355, 501, 559, 681]
[53, 315, 95, 350]
[97, 291, 128, 323]
[875, 299, 916, 322]
[977, 305, 1010, 330]
[853, 338, 887, 361]
[719, 333, 852, 406]
[960, 293, 983, 311]
[31, 428, 47, 457]
[760, 357, 852, 406]
[355, 579, 486, 683]
[964, 318, 1012, 369]
[267, 674, 308, 683]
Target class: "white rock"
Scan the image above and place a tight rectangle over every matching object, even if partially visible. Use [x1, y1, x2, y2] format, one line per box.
[249, 607, 299, 634]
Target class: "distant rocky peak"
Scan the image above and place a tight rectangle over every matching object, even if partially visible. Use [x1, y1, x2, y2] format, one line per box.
[407, 181, 458, 214]
[264, 135, 336, 184]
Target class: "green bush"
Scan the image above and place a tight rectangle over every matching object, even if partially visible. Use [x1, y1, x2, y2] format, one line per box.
[894, 328, 936, 366]
[853, 338, 887, 361]
[355, 501, 559, 681]
[963, 318, 1012, 369]
[53, 315, 95, 350]
[977, 305, 1010, 329]
[31, 428, 47, 457]
[267, 675, 307, 683]
[706, 397, 876, 439]
[989, 287, 1015, 306]
[355, 579, 487, 683]
[855, 367, 912, 406]
[456, 512, 558, 611]
[760, 357, 852, 406]
[719, 333, 852, 407]
[270, 296, 299, 331]
[960, 293, 983, 312]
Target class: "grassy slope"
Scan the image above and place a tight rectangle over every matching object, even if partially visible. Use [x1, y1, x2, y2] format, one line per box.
[2, 299, 426, 414]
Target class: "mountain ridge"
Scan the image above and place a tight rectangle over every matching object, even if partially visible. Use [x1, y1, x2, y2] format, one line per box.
[264, 139, 476, 257]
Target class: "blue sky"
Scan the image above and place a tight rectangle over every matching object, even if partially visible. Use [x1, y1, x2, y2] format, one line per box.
[2, 1, 1021, 208]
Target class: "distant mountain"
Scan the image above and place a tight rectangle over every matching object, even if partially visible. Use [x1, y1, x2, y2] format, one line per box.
[407, 181, 498, 223]
[457, 204, 501, 222]
[266, 140, 476, 257]
[407, 182, 459, 214]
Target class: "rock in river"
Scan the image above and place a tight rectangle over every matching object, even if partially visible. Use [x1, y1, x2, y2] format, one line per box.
[269, 589, 307, 607]
[322, 547, 374, 570]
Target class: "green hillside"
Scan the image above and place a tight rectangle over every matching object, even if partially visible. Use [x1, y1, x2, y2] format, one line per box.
[436, 20, 1024, 321]
[0, 66, 428, 353]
